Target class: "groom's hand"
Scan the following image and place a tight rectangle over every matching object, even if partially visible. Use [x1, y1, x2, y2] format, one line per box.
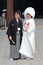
[9, 36, 12, 41]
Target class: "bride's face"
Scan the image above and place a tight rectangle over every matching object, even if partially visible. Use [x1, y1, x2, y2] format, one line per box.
[26, 13, 32, 19]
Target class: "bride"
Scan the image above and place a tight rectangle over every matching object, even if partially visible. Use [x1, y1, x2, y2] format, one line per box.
[19, 7, 35, 59]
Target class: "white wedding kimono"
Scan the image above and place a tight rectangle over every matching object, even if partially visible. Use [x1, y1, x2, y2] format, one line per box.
[19, 18, 35, 58]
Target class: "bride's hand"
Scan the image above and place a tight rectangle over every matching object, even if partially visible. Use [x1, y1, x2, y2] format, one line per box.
[23, 29, 27, 32]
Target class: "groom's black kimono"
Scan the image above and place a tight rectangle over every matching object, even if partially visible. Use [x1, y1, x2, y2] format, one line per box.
[7, 18, 23, 59]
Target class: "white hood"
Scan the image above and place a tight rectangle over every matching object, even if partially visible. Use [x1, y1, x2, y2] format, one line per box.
[24, 7, 35, 18]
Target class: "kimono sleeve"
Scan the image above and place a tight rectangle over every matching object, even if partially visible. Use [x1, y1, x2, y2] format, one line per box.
[6, 21, 12, 37]
[27, 19, 35, 34]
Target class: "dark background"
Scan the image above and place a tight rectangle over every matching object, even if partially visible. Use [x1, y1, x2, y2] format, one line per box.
[0, 0, 43, 18]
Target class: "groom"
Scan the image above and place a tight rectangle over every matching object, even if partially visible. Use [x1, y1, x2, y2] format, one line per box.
[7, 10, 23, 60]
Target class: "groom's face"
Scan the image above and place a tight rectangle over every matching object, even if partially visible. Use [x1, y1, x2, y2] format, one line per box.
[15, 12, 19, 19]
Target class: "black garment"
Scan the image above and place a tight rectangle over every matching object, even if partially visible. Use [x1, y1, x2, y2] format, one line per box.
[6, 18, 23, 59]
[7, 18, 23, 45]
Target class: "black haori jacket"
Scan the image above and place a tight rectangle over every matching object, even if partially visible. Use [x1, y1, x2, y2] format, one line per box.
[7, 18, 23, 45]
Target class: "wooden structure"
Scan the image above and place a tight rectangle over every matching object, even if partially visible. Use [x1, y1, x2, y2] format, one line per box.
[7, 0, 13, 26]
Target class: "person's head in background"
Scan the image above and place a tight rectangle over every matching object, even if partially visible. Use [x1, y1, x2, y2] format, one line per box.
[13, 10, 21, 20]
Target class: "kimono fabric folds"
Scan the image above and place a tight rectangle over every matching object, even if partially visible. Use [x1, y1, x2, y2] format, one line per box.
[7, 19, 23, 59]
[19, 19, 35, 58]
[19, 7, 35, 58]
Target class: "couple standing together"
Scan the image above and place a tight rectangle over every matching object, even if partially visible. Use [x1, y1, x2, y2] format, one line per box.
[7, 7, 35, 60]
